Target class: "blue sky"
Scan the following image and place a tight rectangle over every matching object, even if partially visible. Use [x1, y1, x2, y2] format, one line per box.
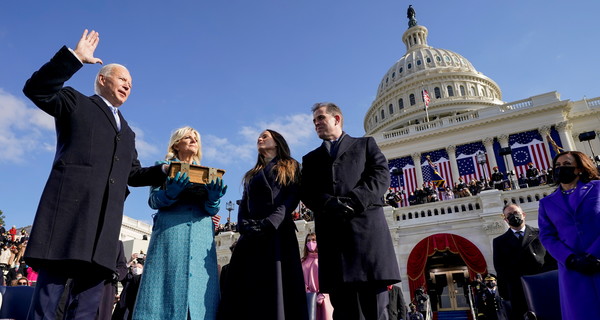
[1, 1, 599, 228]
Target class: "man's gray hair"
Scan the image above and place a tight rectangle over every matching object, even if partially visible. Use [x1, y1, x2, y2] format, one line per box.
[94, 63, 128, 95]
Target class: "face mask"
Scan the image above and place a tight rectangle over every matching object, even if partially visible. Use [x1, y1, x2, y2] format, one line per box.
[132, 267, 143, 276]
[507, 214, 523, 228]
[486, 282, 496, 289]
[306, 241, 317, 252]
[553, 166, 578, 184]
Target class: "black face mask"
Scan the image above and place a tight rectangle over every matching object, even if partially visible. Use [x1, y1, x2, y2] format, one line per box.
[486, 282, 496, 289]
[553, 166, 578, 184]
[507, 214, 523, 227]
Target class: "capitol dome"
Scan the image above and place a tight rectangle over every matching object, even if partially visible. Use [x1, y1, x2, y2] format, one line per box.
[365, 12, 504, 135]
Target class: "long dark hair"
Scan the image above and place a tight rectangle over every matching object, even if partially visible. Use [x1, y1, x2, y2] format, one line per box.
[552, 151, 600, 184]
[243, 129, 299, 186]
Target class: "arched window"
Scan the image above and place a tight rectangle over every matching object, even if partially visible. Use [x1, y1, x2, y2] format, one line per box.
[399, 98, 404, 109]
[460, 85, 466, 96]
[470, 86, 476, 96]
[389, 104, 394, 114]
[409, 94, 416, 106]
[381, 109, 385, 119]
[426, 57, 432, 63]
[447, 85, 454, 97]
[417, 59, 422, 66]
[434, 87, 441, 99]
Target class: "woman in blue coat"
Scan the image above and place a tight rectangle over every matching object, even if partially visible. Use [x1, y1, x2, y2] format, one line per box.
[133, 126, 227, 320]
[218, 129, 308, 320]
[538, 151, 600, 320]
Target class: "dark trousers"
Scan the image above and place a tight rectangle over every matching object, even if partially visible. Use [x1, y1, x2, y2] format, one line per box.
[330, 283, 389, 320]
[27, 267, 106, 320]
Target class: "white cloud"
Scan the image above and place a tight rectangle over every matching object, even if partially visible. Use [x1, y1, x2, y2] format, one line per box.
[0, 88, 162, 164]
[202, 113, 317, 167]
[129, 125, 160, 160]
[0, 89, 54, 163]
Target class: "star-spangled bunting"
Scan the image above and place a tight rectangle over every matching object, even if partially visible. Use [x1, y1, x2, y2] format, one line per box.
[456, 142, 490, 183]
[421, 150, 453, 199]
[509, 130, 550, 178]
[388, 156, 416, 206]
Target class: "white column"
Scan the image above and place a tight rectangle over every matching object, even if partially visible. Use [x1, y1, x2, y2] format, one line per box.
[556, 122, 575, 151]
[412, 153, 424, 187]
[539, 126, 554, 164]
[483, 137, 498, 169]
[446, 145, 460, 185]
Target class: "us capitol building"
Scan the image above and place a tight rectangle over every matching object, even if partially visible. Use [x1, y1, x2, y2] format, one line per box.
[122, 6, 600, 314]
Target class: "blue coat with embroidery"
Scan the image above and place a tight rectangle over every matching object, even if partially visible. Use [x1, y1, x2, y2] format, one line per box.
[133, 160, 220, 320]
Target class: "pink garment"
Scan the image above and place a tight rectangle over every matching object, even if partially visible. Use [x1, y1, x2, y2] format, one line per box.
[26, 267, 38, 283]
[302, 252, 334, 320]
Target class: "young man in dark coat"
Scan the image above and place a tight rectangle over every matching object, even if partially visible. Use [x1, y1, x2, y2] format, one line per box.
[492, 203, 556, 320]
[22, 29, 167, 319]
[301, 102, 401, 319]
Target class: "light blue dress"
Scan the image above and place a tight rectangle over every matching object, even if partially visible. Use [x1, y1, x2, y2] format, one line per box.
[133, 160, 220, 320]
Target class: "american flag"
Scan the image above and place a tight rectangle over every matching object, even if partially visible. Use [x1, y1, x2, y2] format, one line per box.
[421, 150, 453, 198]
[422, 89, 431, 110]
[212, 214, 221, 231]
[388, 156, 417, 206]
[509, 130, 551, 178]
[456, 142, 490, 184]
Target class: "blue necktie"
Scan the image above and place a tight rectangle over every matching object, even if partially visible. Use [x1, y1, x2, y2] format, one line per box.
[110, 106, 121, 131]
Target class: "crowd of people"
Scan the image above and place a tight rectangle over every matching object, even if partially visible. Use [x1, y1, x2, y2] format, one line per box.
[386, 163, 556, 208]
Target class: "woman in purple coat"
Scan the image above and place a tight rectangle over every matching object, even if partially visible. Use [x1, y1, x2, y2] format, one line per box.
[538, 151, 600, 320]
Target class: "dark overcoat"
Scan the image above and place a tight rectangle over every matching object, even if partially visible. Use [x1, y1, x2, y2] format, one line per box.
[219, 158, 308, 320]
[538, 180, 600, 320]
[300, 134, 401, 292]
[22, 46, 166, 274]
[492, 225, 556, 319]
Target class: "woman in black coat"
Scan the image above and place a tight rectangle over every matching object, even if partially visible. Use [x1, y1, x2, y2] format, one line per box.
[219, 130, 308, 320]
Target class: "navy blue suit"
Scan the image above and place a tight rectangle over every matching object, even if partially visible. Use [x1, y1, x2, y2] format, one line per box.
[22, 46, 166, 320]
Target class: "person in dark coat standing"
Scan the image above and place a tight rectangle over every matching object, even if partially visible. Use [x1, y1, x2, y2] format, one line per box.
[301, 102, 401, 320]
[492, 203, 556, 320]
[22, 29, 167, 320]
[475, 275, 507, 320]
[218, 129, 308, 320]
[538, 151, 600, 320]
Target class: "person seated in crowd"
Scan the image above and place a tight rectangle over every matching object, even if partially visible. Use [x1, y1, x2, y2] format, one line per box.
[518, 173, 528, 188]
[0, 244, 11, 272]
[469, 179, 482, 196]
[386, 189, 401, 208]
[14, 277, 29, 287]
[491, 167, 505, 190]
[525, 162, 540, 187]
[442, 186, 454, 201]
[455, 179, 471, 197]
[408, 192, 418, 206]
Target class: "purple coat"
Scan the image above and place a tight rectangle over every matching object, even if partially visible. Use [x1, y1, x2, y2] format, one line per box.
[538, 180, 600, 320]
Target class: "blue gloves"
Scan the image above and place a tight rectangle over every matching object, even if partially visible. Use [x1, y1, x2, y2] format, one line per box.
[165, 172, 191, 200]
[205, 177, 227, 203]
